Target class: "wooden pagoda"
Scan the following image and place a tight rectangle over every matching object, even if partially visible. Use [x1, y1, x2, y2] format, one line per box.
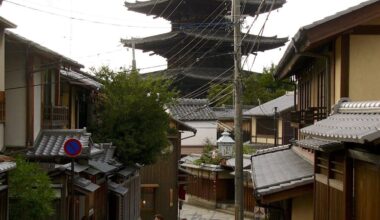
[123, 0, 288, 95]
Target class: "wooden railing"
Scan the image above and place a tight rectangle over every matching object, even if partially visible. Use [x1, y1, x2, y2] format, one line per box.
[291, 107, 327, 128]
[42, 105, 69, 129]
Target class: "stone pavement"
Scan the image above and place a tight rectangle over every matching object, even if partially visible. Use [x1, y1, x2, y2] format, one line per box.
[179, 203, 252, 220]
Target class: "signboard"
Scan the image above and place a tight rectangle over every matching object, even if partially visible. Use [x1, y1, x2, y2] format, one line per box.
[64, 139, 83, 158]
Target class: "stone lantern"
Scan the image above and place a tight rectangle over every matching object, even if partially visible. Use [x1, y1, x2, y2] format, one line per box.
[217, 129, 235, 157]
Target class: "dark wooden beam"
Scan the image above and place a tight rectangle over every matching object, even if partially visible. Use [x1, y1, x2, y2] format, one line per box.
[341, 35, 350, 97]
[351, 25, 380, 35]
[261, 183, 313, 204]
[348, 149, 380, 165]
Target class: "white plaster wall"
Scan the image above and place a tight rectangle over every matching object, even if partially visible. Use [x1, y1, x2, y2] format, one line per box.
[5, 44, 27, 147]
[181, 121, 217, 147]
[34, 70, 42, 140]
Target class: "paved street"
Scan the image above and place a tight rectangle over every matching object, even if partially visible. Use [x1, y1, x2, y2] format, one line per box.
[180, 203, 252, 220]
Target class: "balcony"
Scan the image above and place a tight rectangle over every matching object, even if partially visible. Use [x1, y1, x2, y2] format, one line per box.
[42, 105, 69, 129]
[291, 107, 327, 128]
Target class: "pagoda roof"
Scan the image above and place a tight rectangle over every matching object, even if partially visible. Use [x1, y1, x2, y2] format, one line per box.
[122, 30, 288, 57]
[141, 67, 256, 81]
[125, 0, 285, 19]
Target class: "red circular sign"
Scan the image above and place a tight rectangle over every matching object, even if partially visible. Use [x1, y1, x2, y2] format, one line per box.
[64, 139, 83, 158]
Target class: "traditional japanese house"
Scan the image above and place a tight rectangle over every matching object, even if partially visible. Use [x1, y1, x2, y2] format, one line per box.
[250, 145, 314, 220]
[245, 92, 295, 147]
[123, 0, 287, 96]
[213, 105, 253, 143]
[0, 16, 16, 152]
[139, 117, 196, 220]
[273, 1, 380, 219]
[3, 30, 100, 150]
[0, 156, 16, 220]
[179, 154, 235, 208]
[168, 98, 216, 155]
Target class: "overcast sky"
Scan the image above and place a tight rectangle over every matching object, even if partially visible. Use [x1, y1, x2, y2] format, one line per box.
[0, 0, 369, 73]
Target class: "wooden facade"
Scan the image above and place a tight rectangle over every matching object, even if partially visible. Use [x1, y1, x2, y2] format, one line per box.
[140, 119, 194, 220]
[273, 2, 380, 219]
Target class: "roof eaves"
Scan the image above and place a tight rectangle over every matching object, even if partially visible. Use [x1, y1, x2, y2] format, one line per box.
[274, 0, 380, 79]
[5, 30, 84, 69]
[0, 16, 16, 29]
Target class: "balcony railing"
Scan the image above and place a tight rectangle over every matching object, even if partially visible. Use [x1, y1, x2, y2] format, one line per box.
[42, 105, 69, 129]
[291, 107, 327, 128]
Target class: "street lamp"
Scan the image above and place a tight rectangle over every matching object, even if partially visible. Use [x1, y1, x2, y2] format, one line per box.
[217, 129, 235, 157]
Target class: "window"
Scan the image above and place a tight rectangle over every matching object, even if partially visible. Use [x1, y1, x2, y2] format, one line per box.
[141, 187, 155, 211]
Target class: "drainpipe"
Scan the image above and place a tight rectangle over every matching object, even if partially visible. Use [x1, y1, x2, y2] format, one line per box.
[181, 130, 197, 140]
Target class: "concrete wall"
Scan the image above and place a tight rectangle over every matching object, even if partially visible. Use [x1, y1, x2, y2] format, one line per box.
[5, 42, 27, 147]
[349, 35, 380, 101]
[181, 121, 217, 147]
[291, 193, 313, 220]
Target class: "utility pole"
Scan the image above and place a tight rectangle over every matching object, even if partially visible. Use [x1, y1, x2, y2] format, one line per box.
[131, 39, 136, 70]
[232, 0, 244, 219]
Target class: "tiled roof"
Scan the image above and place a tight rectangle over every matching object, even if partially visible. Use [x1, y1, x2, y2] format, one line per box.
[169, 98, 216, 121]
[74, 177, 100, 192]
[251, 145, 314, 196]
[296, 138, 343, 152]
[301, 100, 380, 144]
[125, 0, 285, 18]
[0, 161, 16, 173]
[226, 157, 252, 168]
[213, 105, 254, 119]
[108, 181, 128, 196]
[28, 129, 93, 161]
[61, 69, 102, 89]
[89, 160, 117, 173]
[122, 30, 287, 57]
[91, 143, 116, 163]
[118, 167, 138, 178]
[244, 92, 295, 116]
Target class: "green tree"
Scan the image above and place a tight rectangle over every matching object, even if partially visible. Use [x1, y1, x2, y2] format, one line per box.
[207, 64, 293, 106]
[207, 83, 233, 107]
[90, 66, 177, 165]
[9, 157, 55, 220]
[243, 64, 293, 105]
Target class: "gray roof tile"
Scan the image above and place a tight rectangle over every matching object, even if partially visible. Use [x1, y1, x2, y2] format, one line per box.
[169, 98, 216, 121]
[28, 129, 93, 160]
[74, 177, 100, 192]
[108, 181, 128, 196]
[244, 92, 294, 116]
[89, 160, 117, 173]
[296, 138, 343, 152]
[213, 105, 253, 119]
[301, 100, 380, 144]
[91, 143, 117, 163]
[0, 162, 16, 173]
[251, 146, 313, 196]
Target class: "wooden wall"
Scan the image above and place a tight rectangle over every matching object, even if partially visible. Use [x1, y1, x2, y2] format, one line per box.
[140, 134, 181, 220]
